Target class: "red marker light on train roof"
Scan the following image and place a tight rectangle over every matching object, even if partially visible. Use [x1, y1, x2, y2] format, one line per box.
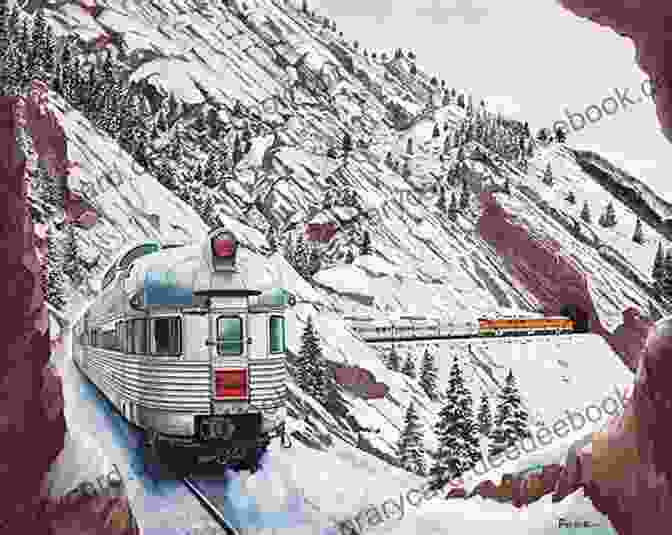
[213, 238, 236, 257]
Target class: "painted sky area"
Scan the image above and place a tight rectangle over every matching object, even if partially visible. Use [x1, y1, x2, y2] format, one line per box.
[312, 0, 672, 202]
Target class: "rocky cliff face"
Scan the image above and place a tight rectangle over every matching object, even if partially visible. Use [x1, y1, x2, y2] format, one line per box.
[0, 83, 138, 534]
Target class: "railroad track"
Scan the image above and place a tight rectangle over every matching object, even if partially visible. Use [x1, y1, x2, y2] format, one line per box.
[183, 477, 241, 535]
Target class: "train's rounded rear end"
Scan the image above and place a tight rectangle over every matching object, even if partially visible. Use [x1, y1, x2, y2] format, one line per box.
[72, 229, 293, 473]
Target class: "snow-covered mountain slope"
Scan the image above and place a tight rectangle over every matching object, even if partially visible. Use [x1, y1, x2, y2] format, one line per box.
[32, 0, 664, 527]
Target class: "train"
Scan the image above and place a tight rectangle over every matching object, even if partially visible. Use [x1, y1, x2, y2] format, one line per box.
[72, 228, 293, 472]
[347, 314, 575, 340]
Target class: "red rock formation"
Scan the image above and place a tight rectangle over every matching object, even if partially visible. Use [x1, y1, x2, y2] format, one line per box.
[0, 82, 134, 534]
[557, 0, 672, 144]
[476, 165, 671, 532]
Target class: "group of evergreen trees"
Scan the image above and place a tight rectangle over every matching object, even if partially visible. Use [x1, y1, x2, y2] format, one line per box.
[385, 347, 440, 401]
[651, 241, 672, 297]
[284, 232, 322, 279]
[396, 353, 530, 493]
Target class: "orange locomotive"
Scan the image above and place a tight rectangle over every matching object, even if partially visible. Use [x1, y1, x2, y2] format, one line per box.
[478, 316, 574, 336]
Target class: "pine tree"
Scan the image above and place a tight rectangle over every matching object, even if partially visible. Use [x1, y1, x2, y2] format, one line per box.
[29, 8, 47, 79]
[401, 160, 411, 178]
[342, 132, 353, 154]
[43, 24, 56, 79]
[542, 162, 553, 186]
[606, 201, 617, 226]
[447, 192, 459, 221]
[359, 230, 372, 256]
[406, 137, 413, 155]
[432, 123, 440, 138]
[344, 249, 355, 264]
[436, 185, 446, 211]
[565, 191, 576, 204]
[456, 94, 465, 109]
[662, 250, 672, 298]
[397, 402, 426, 475]
[477, 392, 492, 436]
[387, 346, 401, 372]
[46, 231, 67, 309]
[653, 242, 665, 284]
[294, 316, 322, 395]
[409, 63, 417, 75]
[526, 138, 534, 158]
[293, 233, 309, 278]
[401, 354, 416, 378]
[418, 348, 439, 400]
[504, 176, 511, 195]
[307, 242, 321, 277]
[632, 218, 644, 244]
[443, 133, 451, 153]
[580, 201, 591, 224]
[62, 226, 82, 284]
[429, 356, 480, 489]
[488, 369, 531, 457]
[0, 0, 9, 57]
[459, 179, 470, 211]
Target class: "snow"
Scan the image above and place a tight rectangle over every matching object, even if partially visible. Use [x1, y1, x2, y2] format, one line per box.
[38, 0, 664, 531]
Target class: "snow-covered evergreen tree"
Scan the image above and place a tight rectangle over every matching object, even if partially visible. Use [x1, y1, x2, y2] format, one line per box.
[580, 201, 591, 224]
[418, 348, 439, 400]
[406, 137, 413, 155]
[62, 226, 82, 285]
[295, 316, 330, 406]
[459, 179, 470, 211]
[598, 201, 617, 228]
[447, 192, 459, 221]
[359, 230, 372, 256]
[542, 162, 553, 186]
[429, 356, 480, 489]
[488, 369, 531, 457]
[292, 233, 309, 278]
[387, 346, 401, 372]
[565, 191, 576, 204]
[306, 242, 321, 277]
[397, 402, 426, 476]
[401, 354, 416, 379]
[477, 391, 492, 436]
[632, 218, 644, 244]
[432, 123, 440, 138]
[46, 231, 67, 309]
[661, 250, 672, 297]
[653, 242, 665, 285]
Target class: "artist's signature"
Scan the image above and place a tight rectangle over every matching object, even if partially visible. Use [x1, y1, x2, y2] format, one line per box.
[558, 516, 601, 529]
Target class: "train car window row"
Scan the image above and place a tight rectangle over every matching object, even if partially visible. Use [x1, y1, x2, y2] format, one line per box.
[86, 317, 182, 356]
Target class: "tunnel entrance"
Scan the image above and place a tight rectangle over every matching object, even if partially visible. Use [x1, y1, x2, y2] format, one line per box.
[560, 304, 591, 333]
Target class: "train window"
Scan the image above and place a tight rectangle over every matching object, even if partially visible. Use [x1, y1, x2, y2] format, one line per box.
[117, 322, 126, 352]
[151, 317, 182, 355]
[127, 319, 148, 355]
[269, 316, 286, 354]
[100, 329, 117, 351]
[216, 316, 243, 355]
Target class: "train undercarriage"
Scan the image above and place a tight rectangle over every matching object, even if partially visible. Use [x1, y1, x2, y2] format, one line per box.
[144, 422, 291, 475]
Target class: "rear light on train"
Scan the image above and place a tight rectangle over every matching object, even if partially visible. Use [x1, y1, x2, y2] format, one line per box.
[214, 369, 248, 399]
[213, 238, 235, 257]
[210, 230, 237, 271]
